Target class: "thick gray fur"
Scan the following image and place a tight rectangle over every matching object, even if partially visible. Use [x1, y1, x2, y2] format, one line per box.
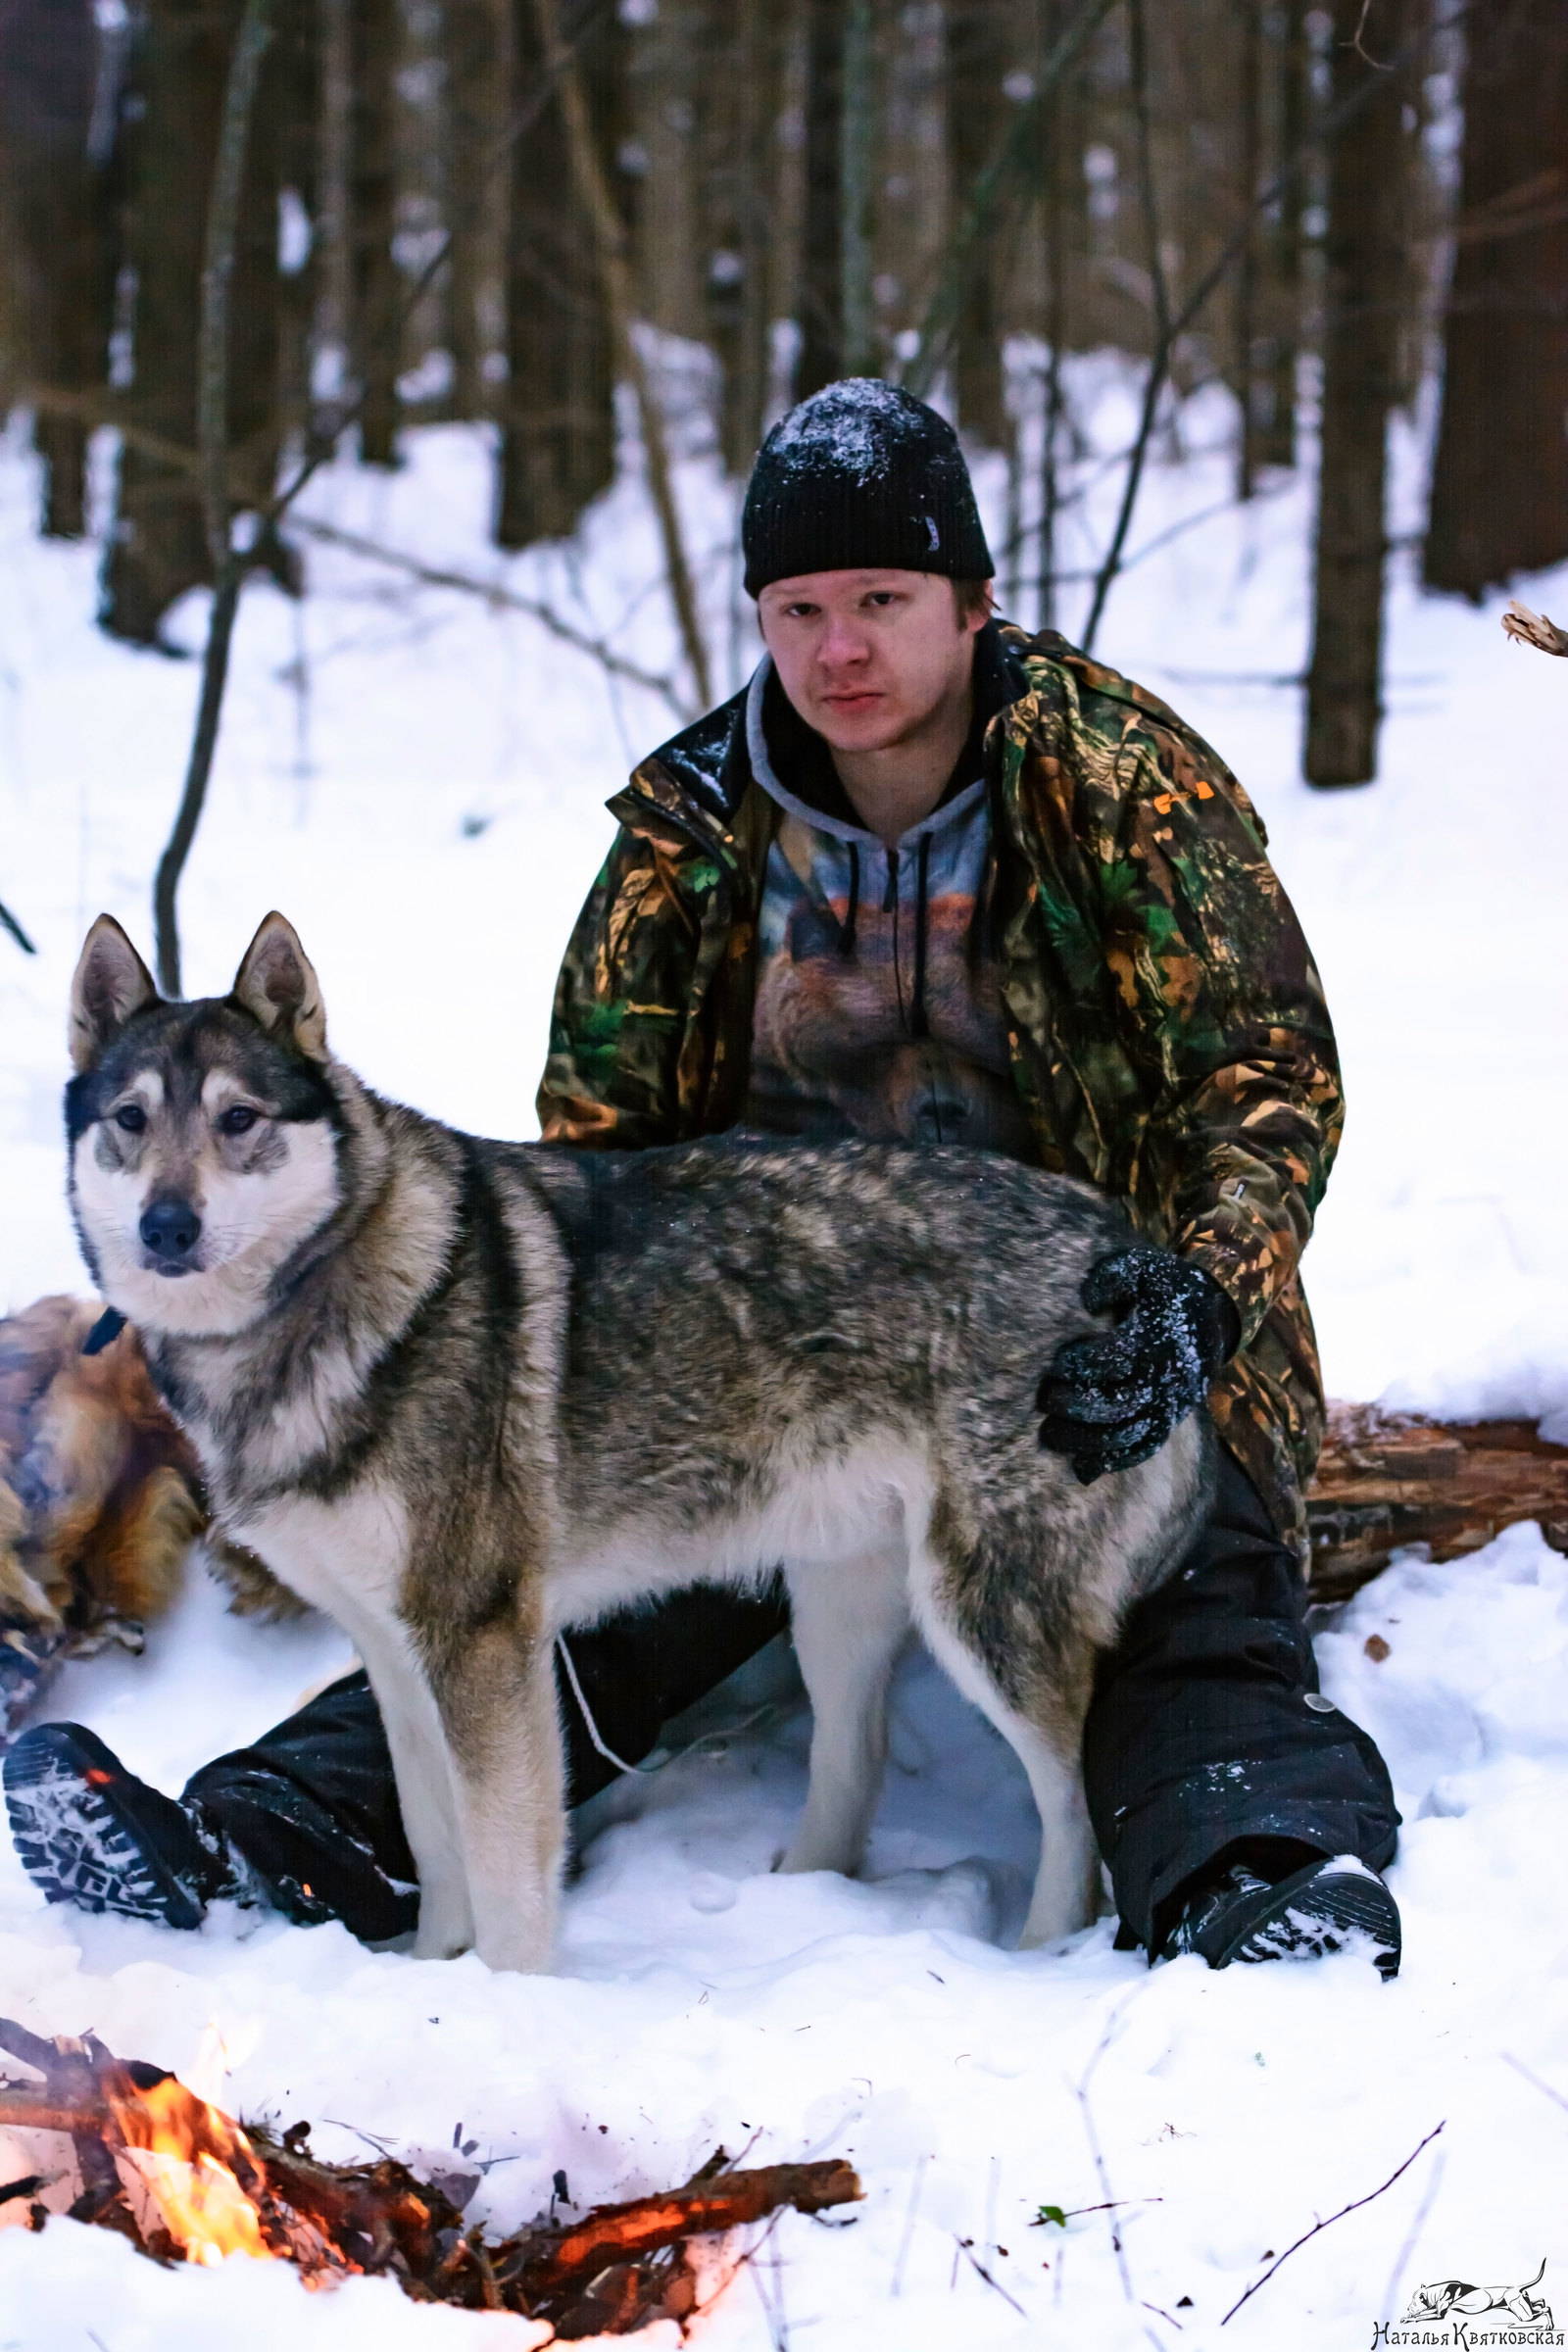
[65, 912, 1213, 1972]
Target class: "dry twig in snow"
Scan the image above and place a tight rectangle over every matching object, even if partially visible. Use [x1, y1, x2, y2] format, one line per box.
[1221, 2122, 1446, 2326]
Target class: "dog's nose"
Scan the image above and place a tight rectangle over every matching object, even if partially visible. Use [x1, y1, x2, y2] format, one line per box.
[139, 1199, 202, 1261]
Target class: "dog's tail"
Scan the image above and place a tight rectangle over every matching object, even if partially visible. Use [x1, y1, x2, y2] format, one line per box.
[1521, 2258, 1547, 2290]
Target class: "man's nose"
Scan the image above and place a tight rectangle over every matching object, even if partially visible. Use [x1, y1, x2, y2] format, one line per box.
[817, 619, 870, 664]
[139, 1199, 202, 1260]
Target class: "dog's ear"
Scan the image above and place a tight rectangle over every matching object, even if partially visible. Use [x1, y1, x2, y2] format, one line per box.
[69, 915, 160, 1072]
[230, 912, 328, 1060]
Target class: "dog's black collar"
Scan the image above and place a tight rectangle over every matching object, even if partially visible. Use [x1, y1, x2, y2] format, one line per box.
[82, 1306, 127, 1355]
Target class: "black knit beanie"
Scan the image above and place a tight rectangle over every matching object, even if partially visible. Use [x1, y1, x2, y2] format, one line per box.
[742, 378, 993, 598]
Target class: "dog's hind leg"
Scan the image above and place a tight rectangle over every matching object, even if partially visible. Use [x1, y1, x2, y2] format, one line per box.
[911, 1582, 1101, 1947]
[781, 1535, 910, 1879]
[431, 1620, 564, 1974]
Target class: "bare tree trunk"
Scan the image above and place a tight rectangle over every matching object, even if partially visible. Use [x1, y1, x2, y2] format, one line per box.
[348, 0, 399, 464]
[441, 0, 504, 416]
[99, 0, 223, 640]
[839, 0, 875, 377]
[1303, 0, 1410, 789]
[796, 0, 843, 398]
[946, 0, 1008, 445]
[1259, 0, 1306, 468]
[0, 0, 111, 537]
[1234, 0, 1261, 499]
[496, 0, 617, 545]
[527, 0, 710, 705]
[703, 0, 786, 475]
[1425, 2, 1568, 598]
[101, 0, 285, 643]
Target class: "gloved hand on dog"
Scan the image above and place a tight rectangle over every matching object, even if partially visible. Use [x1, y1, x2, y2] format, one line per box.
[1039, 1247, 1241, 1485]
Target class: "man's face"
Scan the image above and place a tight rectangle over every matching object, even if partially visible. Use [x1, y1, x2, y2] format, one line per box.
[757, 569, 986, 754]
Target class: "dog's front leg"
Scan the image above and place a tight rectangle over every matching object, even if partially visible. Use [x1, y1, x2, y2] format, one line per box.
[432, 1619, 564, 1974]
[781, 1541, 910, 1878]
[352, 1617, 476, 1959]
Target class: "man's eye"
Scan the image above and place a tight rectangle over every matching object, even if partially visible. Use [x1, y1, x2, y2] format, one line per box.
[219, 1104, 260, 1136]
[114, 1104, 146, 1134]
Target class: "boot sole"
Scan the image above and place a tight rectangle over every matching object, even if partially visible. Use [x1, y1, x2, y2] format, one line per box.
[3, 1724, 206, 1931]
[1213, 1856, 1400, 1978]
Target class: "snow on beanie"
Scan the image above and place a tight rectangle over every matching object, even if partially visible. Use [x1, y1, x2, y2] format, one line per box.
[742, 378, 994, 598]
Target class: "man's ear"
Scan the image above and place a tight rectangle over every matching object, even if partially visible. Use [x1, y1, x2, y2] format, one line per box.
[69, 915, 160, 1073]
[230, 912, 328, 1060]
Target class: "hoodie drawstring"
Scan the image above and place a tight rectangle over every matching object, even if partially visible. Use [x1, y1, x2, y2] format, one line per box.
[910, 830, 932, 1040]
[839, 840, 859, 956]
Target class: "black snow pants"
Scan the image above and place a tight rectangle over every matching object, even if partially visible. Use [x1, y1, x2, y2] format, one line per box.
[183, 1451, 1398, 1953]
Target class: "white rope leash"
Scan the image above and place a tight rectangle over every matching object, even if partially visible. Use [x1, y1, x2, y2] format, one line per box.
[555, 1632, 782, 1781]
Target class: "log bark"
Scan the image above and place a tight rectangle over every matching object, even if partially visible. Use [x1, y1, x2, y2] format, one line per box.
[1305, 1405, 1568, 1601]
[1302, 0, 1410, 788]
[1424, 1, 1568, 599]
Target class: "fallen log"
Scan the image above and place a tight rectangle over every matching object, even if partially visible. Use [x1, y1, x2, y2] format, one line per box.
[0, 2019, 862, 2330]
[1306, 1404, 1568, 1601]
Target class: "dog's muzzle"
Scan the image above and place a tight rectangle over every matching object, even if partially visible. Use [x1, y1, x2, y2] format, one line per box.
[139, 1198, 202, 1274]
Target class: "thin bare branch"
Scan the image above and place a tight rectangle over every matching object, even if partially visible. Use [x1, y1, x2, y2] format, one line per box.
[1379, 2146, 1446, 2327]
[1221, 2123, 1446, 2327]
[1346, 0, 1393, 69]
[0, 898, 37, 955]
[905, 0, 1120, 401]
[1501, 2052, 1568, 2114]
[1081, 0, 1473, 649]
[197, 0, 273, 567]
[953, 2235, 1026, 2317]
[528, 0, 712, 710]
[153, 0, 271, 997]
[1073, 1989, 1164, 2352]
[1082, 0, 1167, 650]
[289, 515, 689, 712]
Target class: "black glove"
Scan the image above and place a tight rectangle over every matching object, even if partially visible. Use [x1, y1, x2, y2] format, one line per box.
[1039, 1246, 1241, 1486]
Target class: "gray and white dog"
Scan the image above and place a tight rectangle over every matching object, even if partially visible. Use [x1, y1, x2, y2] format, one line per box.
[65, 910, 1213, 1973]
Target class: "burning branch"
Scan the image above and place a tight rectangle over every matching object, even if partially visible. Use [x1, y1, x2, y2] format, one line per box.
[0, 2020, 861, 2332]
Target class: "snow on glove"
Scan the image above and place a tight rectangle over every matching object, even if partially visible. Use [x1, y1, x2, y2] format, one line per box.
[1038, 1247, 1241, 1486]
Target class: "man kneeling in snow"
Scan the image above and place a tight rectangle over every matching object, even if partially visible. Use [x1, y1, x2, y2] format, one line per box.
[6, 383, 1401, 1973]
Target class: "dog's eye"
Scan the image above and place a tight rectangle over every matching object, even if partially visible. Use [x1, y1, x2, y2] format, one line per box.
[114, 1104, 146, 1134]
[218, 1104, 260, 1136]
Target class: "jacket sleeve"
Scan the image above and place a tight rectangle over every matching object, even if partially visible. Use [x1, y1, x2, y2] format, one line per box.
[535, 817, 700, 1149]
[1089, 711, 1344, 1348]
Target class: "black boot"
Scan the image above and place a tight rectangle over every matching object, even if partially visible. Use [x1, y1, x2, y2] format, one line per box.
[3, 1723, 245, 1931]
[1158, 1847, 1401, 1978]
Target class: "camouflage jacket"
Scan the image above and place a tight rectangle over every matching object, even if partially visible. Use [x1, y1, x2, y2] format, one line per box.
[538, 623, 1343, 1552]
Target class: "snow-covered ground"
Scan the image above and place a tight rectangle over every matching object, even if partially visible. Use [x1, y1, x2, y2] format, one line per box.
[2, 382, 1568, 2348]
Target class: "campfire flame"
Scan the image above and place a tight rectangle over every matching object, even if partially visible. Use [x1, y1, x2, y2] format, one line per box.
[1, 2020, 862, 2327]
[108, 2077, 274, 2267]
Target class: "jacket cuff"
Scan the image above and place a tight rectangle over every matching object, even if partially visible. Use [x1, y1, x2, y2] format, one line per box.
[1172, 1200, 1296, 1352]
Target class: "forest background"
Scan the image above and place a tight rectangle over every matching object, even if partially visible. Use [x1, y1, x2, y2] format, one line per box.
[1, 0, 1565, 862]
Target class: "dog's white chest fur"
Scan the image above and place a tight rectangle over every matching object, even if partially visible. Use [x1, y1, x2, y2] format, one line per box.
[227, 1483, 410, 1633]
